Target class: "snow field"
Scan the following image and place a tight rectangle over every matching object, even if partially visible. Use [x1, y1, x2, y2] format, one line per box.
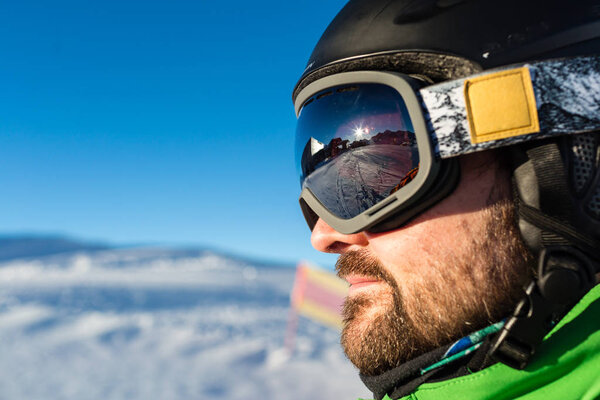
[0, 249, 369, 399]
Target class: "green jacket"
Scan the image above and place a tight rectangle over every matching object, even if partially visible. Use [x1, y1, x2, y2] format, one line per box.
[366, 284, 600, 400]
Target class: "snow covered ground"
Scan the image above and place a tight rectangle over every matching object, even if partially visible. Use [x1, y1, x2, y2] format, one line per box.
[0, 243, 369, 400]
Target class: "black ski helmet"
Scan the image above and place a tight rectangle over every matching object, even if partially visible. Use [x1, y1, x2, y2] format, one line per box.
[293, 0, 600, 100]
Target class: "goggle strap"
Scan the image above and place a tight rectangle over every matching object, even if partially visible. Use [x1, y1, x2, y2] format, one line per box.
[421, 56, 600, 159]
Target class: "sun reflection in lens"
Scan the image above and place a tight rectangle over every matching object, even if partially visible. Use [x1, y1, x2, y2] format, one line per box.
[352, 125, 370, 140]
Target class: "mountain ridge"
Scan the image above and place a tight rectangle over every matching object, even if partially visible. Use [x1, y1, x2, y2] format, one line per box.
[0, 234, 295, 269]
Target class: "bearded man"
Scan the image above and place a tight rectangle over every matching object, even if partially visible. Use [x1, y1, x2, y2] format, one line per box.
[292, 1, 600, 399]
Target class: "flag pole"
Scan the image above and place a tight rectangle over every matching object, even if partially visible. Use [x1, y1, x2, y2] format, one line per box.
[284, 306, 299, 355]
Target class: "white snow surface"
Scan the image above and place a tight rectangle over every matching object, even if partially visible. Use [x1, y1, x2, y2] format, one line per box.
[0, 248, 369, 400]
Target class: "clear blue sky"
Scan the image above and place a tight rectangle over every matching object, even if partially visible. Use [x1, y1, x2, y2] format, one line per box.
[0, 0, 348, 267]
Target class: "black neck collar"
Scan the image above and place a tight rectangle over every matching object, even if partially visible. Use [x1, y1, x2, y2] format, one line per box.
[360, 340, 494, 400]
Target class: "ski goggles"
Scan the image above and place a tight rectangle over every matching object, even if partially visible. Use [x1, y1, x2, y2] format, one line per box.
[294, 56, 600, 234]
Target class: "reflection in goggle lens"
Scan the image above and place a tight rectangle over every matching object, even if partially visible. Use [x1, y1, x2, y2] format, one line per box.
[295, 83, 420, 220]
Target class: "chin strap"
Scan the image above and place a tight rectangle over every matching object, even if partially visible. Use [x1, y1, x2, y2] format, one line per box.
[489, 246, 597, 369]
[488, 140, 600, 370]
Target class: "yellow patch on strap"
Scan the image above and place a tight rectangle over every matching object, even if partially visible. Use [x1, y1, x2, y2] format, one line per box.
[464, 67, 540, 144]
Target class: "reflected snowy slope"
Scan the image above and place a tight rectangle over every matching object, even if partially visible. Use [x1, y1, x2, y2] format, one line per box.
[304, 144, 417, 219]
[0, 239, 368, 400]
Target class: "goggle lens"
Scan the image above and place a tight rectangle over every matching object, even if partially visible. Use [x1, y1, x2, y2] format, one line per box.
[295, 83, 420, 220]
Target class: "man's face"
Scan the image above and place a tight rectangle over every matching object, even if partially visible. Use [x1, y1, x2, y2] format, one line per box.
[310, 152, 533, 376]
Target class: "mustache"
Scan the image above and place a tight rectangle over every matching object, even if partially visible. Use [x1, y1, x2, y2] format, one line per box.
[335, 250, 398, 289]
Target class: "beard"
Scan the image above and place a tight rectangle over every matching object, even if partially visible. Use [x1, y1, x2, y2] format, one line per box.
[336, 199, 534, 377]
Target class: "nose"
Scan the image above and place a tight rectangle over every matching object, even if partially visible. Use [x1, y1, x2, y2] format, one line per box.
[311, 218, 369, 253]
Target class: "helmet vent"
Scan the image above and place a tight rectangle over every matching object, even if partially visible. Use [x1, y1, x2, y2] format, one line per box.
[570, 133, 597, 195]
[568, 132, 600, 219]
[588, 186, 600, 218]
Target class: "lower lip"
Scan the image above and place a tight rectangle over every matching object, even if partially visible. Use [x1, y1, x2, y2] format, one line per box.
[348, 280, 380, 295]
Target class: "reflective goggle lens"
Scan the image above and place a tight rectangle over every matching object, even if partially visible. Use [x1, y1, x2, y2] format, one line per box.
[295, 83, 420, 220]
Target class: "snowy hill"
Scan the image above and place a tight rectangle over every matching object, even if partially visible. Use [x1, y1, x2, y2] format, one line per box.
[0, 237, 368, 400]
[0, 235, 109, 261]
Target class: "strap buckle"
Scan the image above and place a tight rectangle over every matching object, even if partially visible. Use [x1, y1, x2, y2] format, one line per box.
[489, 246, 596, 369]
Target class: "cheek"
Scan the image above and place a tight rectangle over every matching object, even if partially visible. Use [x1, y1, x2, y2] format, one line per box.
[366, 221, 436, 274]
[422, 215, 473, 252]
[366, 213, 482, 274]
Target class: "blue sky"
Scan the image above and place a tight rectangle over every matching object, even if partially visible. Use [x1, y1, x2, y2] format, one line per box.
[0, 0, 348, 267]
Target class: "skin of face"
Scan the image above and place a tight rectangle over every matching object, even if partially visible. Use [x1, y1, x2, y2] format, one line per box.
[310, 150, 533, 375]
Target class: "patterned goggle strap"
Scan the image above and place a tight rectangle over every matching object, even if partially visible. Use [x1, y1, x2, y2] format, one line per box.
[420, 56, 600, 159]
